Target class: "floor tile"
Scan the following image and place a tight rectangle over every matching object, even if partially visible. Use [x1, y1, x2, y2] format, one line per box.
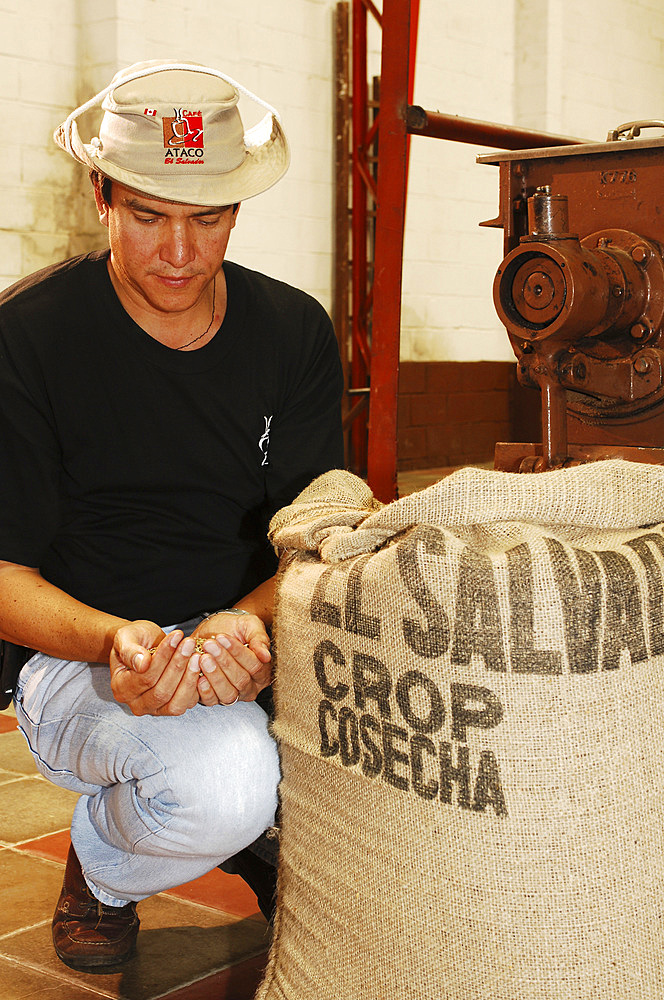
[0, 851, 65, 937]
[0, 955, 111, 999]
[166, 866, 264, 921]
[0, 777, 78, 844]
[0, 892, 270, 1000]
[16, 829, 71, 864]
[0, 730, 39, 776]
[163, 951, 269, 999]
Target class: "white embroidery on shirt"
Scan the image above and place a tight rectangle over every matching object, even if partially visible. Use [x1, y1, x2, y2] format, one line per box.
[259, 415, 272, 467]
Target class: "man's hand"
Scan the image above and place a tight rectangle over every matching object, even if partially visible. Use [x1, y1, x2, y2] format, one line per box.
[110, 620, 201, 716]
[190, 612, 272, 706]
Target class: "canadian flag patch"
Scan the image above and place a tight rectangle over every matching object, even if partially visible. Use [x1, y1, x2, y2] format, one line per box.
[144, 108, 157, 117]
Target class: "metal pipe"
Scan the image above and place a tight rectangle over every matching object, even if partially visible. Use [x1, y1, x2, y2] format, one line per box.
[406, 106, 588, 150]
[540, 378, 569, 469]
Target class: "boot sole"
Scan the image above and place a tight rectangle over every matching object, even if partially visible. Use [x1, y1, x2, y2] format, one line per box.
[54, 941, 136, 973]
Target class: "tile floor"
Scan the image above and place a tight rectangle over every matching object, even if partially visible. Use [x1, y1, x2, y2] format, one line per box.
[0, 466, 470, 1000]
[0, 704, 270, 1000]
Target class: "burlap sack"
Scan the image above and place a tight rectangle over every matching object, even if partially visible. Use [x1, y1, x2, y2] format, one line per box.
[256, 460, 664, 1000]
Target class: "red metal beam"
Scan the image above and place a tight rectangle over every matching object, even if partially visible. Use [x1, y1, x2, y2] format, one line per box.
[357, 0, 382, 24]
[350, 0, 370, 473]
[367, 0, 412, 502]
[355, 156, 378, 201]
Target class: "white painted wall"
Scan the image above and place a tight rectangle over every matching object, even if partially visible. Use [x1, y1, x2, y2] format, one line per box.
[401, 0, 664, 363]
[0, 0, 337, 309]
[401, 0, 516, 362]
[1, 0, 664, 363]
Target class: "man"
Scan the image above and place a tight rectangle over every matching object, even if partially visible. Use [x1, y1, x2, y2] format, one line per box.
[0, 61, 343, 971]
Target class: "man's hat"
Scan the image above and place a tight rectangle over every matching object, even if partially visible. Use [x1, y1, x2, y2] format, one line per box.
[54, 60, 290, 207]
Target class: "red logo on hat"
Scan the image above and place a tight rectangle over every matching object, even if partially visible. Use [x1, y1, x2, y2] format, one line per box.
[163, 109, 204, 149]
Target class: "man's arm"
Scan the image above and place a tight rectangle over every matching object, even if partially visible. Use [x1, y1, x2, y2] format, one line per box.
[0, 560, 201, 716]
[0, 560, 128, 662]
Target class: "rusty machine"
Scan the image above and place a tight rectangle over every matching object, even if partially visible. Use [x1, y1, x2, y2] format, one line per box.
[479, 121, 664, 472]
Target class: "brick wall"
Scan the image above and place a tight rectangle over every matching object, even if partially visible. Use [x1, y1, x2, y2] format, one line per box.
[397, 360, 541, 471]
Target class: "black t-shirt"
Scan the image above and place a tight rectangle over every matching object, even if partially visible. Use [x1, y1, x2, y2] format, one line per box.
[0, 251, 344, 624]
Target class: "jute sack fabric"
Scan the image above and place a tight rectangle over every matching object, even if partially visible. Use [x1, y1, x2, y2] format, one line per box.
[256, 460, 664, 1000]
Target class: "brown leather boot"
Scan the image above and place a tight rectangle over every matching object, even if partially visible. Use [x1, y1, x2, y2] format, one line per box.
[52, 844, 140, 971]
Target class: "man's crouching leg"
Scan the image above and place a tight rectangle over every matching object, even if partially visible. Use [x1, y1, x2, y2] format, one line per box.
[74, 699, 279, 893]
[43, 698, 279, 971]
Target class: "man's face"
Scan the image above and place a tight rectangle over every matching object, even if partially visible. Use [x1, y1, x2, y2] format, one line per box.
[94, 181, 239, 318]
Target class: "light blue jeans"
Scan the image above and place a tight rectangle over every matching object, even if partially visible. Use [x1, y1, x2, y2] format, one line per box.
[14, 650, 280, 907]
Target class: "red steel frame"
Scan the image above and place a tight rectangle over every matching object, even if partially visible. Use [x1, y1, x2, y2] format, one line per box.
[348, 0, 419, 478]
[349, 0, 587, 502]
[365, 0, 415, 501]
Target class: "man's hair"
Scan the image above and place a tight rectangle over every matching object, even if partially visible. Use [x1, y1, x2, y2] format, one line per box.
[89, 169, 113, 205]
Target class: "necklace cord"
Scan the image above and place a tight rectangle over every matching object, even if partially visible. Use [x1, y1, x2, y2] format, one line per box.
[176, 276, 216, 350]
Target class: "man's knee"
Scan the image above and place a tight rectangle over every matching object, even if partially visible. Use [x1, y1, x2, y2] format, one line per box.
[163, 704, 280, 856]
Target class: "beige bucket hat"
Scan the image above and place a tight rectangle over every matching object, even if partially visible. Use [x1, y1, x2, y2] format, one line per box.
[54, 60, 290, 207]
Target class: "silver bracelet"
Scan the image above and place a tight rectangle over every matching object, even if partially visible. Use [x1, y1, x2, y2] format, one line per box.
[204, 608, 251, 618]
